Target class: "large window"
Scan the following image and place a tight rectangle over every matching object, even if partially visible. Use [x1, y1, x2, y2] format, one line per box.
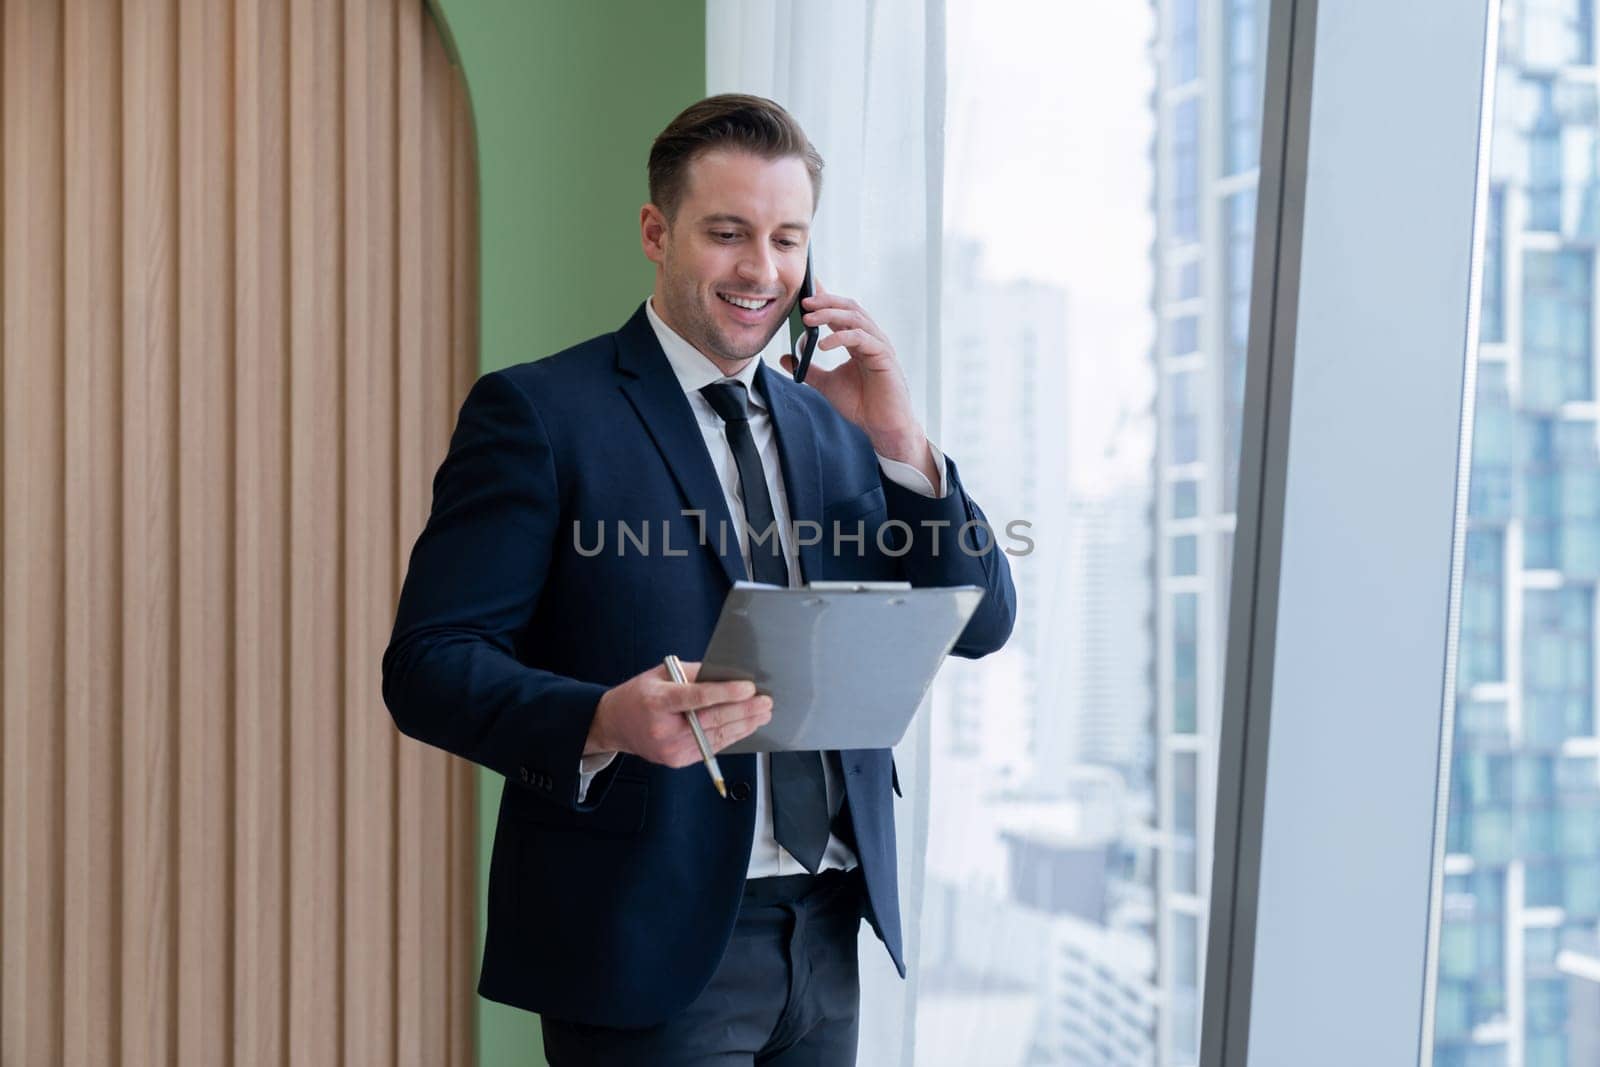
[920, 2, 1262, 1063]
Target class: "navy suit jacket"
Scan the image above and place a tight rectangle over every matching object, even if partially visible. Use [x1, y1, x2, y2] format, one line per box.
[382, 303, 1016, 1028]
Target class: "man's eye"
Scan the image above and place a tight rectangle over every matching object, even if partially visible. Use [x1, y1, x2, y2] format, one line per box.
[713, 231, 739, 241]
[777, 239, 799, 249]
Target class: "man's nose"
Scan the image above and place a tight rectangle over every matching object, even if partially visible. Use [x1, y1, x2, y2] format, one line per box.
[736, 245, 780, 290]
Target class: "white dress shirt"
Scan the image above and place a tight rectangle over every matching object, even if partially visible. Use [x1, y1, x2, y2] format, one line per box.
[577, 297, 947, 878]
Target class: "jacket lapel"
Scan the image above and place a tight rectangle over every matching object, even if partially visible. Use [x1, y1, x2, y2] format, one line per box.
[614, 305, 746, 588]
[755, 361, 824, 584]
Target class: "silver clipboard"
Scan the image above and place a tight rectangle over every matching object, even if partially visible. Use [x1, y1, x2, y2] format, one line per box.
[696, 581, 985, 753]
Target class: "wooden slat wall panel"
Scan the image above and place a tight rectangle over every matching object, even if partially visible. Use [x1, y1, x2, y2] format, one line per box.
[285, 0, 341, 1056]
[0, 1, 479, 1063]
[63, 0, 123, 1063]
[3, 3, 67, 1066]
[119, 0, 180, 1061]
[356, 2, 402, 1064]
[176, 0, 233, 1060]
[342, 0, 392, 1065]
[232, 0, 288, 1062]
[393, 0, 426, 1062]
[446, 62, 478, 1067]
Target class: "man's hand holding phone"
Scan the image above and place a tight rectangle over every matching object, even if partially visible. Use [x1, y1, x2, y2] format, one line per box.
[781, 278, 940, 487]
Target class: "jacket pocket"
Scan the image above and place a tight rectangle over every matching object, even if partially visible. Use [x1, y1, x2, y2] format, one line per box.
[824, 484, 888, 524]
[507, 773, 648, 836]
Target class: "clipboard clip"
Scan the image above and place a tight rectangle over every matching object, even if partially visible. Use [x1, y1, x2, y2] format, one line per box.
[802, 581, 912, 592]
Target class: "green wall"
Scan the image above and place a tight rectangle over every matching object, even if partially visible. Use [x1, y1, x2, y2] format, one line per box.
[423, 2, 705, 1063]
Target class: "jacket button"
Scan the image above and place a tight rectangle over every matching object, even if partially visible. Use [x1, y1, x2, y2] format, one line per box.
[729, 782, 751, 801]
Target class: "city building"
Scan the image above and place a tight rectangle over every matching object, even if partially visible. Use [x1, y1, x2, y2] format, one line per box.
[938, 239, 1073, 784]
[1436, 4, 1600, 1063]
[920, 810, 1158, 1067]
[1150, 0, 1265, 1060]
[1044, 482, 1156, 791]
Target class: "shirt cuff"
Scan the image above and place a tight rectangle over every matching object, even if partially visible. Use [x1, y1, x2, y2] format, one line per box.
[876, 440, 949, 499]
[577, 751, 618, 804]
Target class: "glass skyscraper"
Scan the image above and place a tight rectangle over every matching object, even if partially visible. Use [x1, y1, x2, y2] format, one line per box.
[1438, 3, 1600, 1064]
[1151, 0, 1264, 1062]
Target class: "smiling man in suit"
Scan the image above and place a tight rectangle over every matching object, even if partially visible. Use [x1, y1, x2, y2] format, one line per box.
[382, 94, 1016, 1066]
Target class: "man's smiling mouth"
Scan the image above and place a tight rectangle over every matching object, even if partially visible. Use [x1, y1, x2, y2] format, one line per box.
[718, 292, 776, 311]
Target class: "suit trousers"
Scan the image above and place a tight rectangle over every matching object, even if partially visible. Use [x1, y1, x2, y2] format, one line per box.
[539, 868, 865, 1066]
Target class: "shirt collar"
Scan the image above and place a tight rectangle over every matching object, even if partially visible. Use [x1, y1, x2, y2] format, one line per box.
[645, 296, 767, 411]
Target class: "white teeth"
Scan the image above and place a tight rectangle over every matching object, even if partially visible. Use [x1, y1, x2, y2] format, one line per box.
[719, 293, 771, 311]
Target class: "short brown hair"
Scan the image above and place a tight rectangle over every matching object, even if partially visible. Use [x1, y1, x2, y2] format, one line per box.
[648, 94, 824, 221]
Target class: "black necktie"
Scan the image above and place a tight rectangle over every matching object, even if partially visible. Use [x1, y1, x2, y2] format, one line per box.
[700, 381, 833, 873]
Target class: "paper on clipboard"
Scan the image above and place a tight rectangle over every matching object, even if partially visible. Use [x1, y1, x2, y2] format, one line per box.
[695, 581, 984, 753]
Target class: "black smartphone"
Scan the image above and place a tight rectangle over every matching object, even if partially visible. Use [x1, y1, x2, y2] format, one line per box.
[787, 249, 818, 383]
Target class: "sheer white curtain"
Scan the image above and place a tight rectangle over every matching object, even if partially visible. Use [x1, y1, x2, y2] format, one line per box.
[706, 3, 945, 1062]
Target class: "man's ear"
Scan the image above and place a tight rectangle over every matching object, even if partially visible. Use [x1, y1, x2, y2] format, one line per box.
[640, 204, 670, 265]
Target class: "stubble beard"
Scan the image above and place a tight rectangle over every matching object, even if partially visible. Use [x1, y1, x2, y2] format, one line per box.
[662, 270, 782, 366]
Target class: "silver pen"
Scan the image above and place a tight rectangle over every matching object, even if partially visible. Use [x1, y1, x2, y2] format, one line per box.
[663, 654, 727, 798]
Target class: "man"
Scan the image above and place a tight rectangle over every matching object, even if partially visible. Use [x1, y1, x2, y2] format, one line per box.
[383, 94, 1016, 1065]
